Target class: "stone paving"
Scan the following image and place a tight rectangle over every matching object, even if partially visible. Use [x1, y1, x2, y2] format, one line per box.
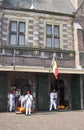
[0, 110, 84, 130]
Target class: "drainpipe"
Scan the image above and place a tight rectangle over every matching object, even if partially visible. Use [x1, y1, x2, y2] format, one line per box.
[73, 22, 79, 68]
[73, 22, 83, 110]
[80, 75, 84, 110]
[73, 22, 83, 68]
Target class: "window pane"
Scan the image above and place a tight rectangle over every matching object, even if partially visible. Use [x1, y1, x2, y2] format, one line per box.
[19, 22, 25, 33]
[54, 38, 60, 48]
[54, 25, 59, 35]
[46, 25, 52, 35]
[19, 35, 25, 45]
[11, 22, 17, 32]
[10, 34, 17, 45]
[46, 37, 52, 47]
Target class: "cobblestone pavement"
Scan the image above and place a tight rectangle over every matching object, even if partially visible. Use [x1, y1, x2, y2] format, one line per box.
[0, 110, 84, 130]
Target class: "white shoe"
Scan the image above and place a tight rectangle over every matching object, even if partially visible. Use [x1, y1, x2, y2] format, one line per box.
[29, 113, 31, 116]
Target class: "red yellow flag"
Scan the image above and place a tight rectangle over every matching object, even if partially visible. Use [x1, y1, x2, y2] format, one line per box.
[53, 60, 58, 79]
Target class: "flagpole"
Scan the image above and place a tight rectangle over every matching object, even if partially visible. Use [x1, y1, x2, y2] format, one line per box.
[12, 49, 16, 71]
[52, 52, 56, 64]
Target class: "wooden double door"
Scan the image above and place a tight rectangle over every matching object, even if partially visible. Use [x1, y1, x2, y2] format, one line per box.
[37, 74, 49, 111]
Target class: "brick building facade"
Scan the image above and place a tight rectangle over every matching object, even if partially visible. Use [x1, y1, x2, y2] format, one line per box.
[0, 0, 84, 111]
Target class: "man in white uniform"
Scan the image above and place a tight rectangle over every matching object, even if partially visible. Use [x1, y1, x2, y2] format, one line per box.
[8, 90, 15, 112]
[25, 91, 33, 116]
[49, 90, 57, 111]
[19, 94, 25, 108]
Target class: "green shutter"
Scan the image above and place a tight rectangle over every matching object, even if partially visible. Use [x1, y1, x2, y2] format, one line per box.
[0, 73, 8, 112]
[37, 74, 49, 111]
[71, 75, 81, 110]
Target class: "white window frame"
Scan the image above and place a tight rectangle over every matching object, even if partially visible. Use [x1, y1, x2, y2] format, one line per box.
[46, 24, 60, 48]
[9, 21, 26, 46]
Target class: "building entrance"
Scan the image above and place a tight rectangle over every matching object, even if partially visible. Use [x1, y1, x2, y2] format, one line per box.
[50, 79, 65, 106]
[10, 76, 32, 94]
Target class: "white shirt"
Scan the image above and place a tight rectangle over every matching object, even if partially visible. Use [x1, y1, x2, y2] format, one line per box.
[8, 93, 15, 103]
[25, 94, 33, 104]
[19, 95, 25, 103]
[50, 92, 57, 102]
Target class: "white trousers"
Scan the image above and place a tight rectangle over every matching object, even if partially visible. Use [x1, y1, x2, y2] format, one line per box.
[9, 101, 15, 112]
[21, 100, 25, 108]
[49, 100, 56, 111]
[25, 103, 32, 115]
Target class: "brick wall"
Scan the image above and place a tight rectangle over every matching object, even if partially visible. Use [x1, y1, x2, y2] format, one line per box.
[0, 9, 75, 68]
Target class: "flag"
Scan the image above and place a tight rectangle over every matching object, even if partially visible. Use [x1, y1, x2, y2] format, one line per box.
[49, 53, 58, 79]
[53, 60, 58, 79]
